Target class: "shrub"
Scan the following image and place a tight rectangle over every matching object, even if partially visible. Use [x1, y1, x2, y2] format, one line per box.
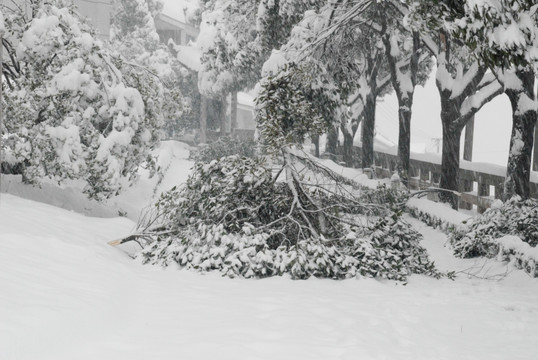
[450, 197, 538, 257]
[449, 197, 538, 277]
[135, 155, 440, 280]
[190, 136, 258, 163]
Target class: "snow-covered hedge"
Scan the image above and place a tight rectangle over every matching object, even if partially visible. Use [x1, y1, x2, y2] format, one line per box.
[449, 197, 538, 277]
[136, 155, 440, 280]
[140, 214, 439, 280]
[3, 2, 161, 199]
[190, 136, 258, 163]
[406, 197, 470, 233]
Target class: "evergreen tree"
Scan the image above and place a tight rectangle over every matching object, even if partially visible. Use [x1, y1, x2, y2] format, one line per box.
[2, 0, 161, 199]
[403, 0, 503, 207]
[110, 0, 190, 139]
[442, 0, 538, 200]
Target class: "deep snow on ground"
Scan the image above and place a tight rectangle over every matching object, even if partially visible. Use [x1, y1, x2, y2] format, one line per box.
[1, 141, 538, 360]
[0, 141, 192, 221]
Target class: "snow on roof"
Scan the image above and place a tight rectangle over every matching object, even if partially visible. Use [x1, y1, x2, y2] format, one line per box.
[237, 92, 254, 108]
[175, 45, 201, 72]
[160, 0, 198, 24]
[175, 45, 254, 109]
[0, 10, 5, 34]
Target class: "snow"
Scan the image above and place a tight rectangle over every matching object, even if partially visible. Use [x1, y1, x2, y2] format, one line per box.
[237, 91, 254, 108]
[407, 197, 472, 227]
[261, 49, 289, 76]
[0, 141, 192, 220]
[0, 10, 5, 34]
[175, 44, 201, 71]
[159, 0, 199, 24]
[1, 142, 538, 359]
[497, 235, 538, 260]
[516, 94, 538, 115]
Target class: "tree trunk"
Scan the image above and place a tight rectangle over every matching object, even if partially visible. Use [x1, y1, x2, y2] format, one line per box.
[219, 97, 228, 137]
[533, 125, 538, 171]
[199, 95, 207, 144]
[341, 126, 354, 167]
[459, 116, 475, 210]
[361, 94, 376, 169]
[504, 70, 536, 200]
[384, 30, 419, 187]
[439, 117, 463, 209]
[0, 36, 3, 193]
[397, 104, 412, 186]
[312, 135, 320, 158]
[231, 91, 238, 135]
[463, 115, 474, 161]
[326, 126, 338, 158]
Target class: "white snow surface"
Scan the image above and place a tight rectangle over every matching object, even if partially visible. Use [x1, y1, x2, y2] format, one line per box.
[159, 0, 199, 23]
[407, 197, 472, 227]
[0, 10, 5, 34]
[2, 141, 538, 359]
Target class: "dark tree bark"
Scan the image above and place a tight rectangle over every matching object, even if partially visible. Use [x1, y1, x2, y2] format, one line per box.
[326, 125, 338, 158]
[463, 116, 474, 161]
[361, 93, 376, 169]
[230, 91, 238, 134]
[532, 126, 538, 171]
[341, 126, 354, 167]
[397, 107, 412, 182]
[219, 97, 228, 137]
[340, 115, 361, 167]
[439, 116, 464, 208]
[383, 31, 420, 186]
[199, 96, 208, 144]
[312, 134, 320, 158]
[504, 70, 536, 200]
[433, 31, 501, 208]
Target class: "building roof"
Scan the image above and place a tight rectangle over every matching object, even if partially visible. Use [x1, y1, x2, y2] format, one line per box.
[175, 45, 201, 72]
[160, 0, 198, 24]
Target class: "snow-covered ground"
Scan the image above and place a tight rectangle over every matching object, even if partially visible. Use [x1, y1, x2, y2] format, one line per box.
[1, 141, 538, 360]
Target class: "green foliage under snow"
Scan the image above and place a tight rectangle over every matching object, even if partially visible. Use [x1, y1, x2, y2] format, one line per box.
[255, 62, 343, 154]
[136, 155, 439, 280]
[2, 1, 161, 200]
[450, 197, 538, 257]
[449, 197, 538, 277]
[190, 136, 259, 163]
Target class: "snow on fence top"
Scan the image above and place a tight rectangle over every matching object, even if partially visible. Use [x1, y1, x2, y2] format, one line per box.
[349, 144, 538, 213]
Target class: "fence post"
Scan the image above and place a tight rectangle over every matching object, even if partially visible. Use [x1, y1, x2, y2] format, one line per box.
[419, 168, 429, 190]
[532, 126, 538, 171]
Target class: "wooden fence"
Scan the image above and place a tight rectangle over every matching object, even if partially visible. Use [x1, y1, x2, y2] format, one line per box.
[333, 146, 538, 213]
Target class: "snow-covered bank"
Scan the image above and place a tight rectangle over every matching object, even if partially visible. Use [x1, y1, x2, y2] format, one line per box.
[2, 193, 538, 359]
[2, 142, 538, 359]
[0, 141, 193, 221]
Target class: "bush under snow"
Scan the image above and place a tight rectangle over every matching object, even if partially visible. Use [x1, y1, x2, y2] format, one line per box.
[135, 155, 440, 280]
[449, 197, 538, 277]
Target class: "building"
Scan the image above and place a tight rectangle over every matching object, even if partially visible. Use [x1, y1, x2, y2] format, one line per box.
[74, 0, 112, 40]
[155, 12, 198, 46]
[154, 7, 256, 137]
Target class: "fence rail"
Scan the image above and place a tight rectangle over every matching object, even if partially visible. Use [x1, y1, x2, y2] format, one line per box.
[335, 146, 538, 213]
